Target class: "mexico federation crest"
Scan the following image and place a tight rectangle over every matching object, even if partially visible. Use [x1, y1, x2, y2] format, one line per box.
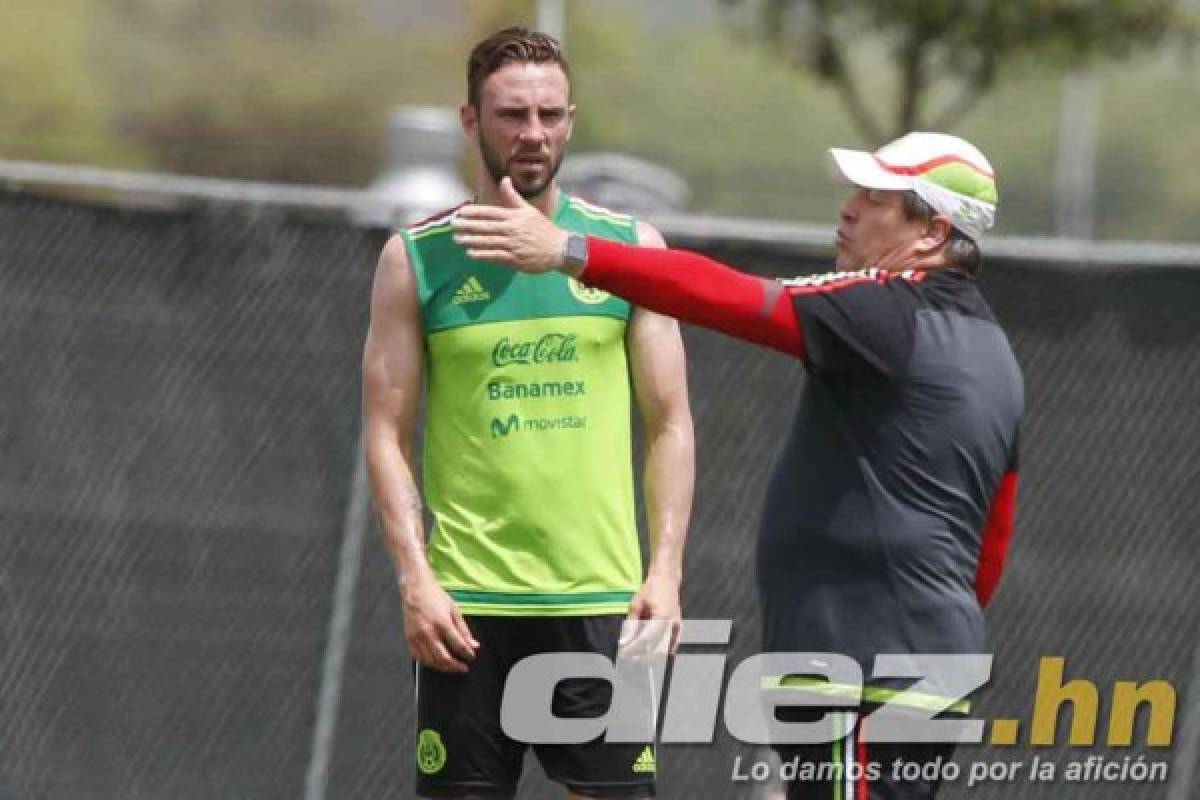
[417, 728, 447, 775]
[568, 277, 610, 305]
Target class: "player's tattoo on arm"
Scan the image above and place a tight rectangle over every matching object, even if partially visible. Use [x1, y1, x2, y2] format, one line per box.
[399, 484, 423, 513]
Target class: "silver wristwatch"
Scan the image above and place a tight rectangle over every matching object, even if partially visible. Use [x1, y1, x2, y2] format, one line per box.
[562, 232, 589, 271]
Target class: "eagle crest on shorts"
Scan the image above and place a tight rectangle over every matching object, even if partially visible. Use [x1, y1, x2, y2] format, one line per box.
[417, 728, 447, 775]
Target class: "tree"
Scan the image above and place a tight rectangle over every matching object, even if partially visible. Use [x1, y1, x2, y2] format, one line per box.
[721, 0, 1195, 144]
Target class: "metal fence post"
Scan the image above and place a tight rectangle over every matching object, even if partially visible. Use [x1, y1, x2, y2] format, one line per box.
[304, 439, 371, 800]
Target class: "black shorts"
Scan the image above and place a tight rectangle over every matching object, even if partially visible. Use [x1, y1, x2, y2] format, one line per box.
[414, 615, 656, 799]
[773, 708, 957, 800]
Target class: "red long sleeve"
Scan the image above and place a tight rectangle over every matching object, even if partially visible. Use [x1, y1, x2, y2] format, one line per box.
[582, 237, 806, 358]
[975, 470, 1019, 608]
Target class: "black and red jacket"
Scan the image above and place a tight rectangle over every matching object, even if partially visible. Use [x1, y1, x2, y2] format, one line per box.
[580, 238, 1023, 675]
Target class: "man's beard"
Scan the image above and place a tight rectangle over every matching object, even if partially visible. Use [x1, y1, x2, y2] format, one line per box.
[479, 137, 564, 199]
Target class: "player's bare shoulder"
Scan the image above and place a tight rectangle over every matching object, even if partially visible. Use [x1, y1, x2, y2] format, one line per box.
[635, 220, 667, 250]
[369, 233, 416, 314]
[381, 204, 466, 287]
[380, 232, 411, 272]
[364, 229, 424, 394]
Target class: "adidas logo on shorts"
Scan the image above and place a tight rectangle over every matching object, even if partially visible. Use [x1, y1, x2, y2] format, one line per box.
[632, 745, 656, 773]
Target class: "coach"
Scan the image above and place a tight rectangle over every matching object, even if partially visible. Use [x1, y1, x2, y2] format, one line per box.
[454, 131, 1024, 799]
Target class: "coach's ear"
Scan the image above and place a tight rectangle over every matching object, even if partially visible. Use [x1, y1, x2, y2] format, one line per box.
[916, 214, 953, 258]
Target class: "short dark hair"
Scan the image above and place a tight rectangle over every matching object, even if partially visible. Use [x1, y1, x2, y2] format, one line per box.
[901, 190, 982, 276]
[467, 27, 570, 109]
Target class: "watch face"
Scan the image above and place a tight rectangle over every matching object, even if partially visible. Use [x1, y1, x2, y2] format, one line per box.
[565, 234, 588, 267]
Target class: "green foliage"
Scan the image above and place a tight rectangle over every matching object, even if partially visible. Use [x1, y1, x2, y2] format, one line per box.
[566, 11, 859, 221]
[722, 0, 1196, 142]
[0, 0, 139, 164]
[467, 0, 540, 42]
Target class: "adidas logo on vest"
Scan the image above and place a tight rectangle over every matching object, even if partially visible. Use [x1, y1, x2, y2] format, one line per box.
[452, 276, 490, 305]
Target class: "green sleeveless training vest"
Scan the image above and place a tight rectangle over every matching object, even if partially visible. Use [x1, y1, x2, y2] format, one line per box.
[401, 192, 642, 616]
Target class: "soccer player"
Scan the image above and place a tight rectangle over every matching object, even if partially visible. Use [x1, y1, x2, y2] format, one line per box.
[362, 27, 694, 800]
[454, 131, 1024, 800]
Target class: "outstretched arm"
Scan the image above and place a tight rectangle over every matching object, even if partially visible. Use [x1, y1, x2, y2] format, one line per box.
[580, 236, 806, 358]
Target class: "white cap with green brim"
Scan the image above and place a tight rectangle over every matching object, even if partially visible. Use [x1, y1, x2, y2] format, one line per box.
[829, 131, 998, 242]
